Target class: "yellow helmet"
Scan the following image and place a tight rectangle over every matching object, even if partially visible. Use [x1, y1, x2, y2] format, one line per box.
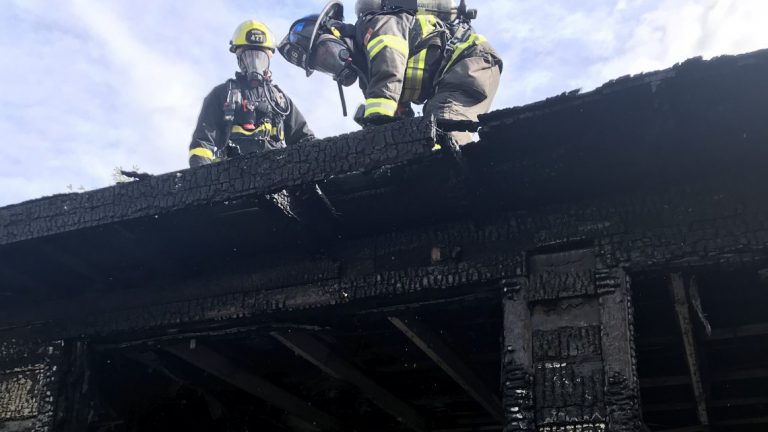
[230, 20, 276, 53]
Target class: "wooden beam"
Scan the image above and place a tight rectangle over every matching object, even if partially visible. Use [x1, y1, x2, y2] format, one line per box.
[669, 273, 709, 426]
[644, 396, 768, 412]
[637, 320, 768, 348]
[656, 427, 706, 432]
[717, 367, 768, 381]
[709, 322, 768, 340]
[641, 367, 768, 388]
[388, 315, 503, 422]
[716, 416, 768, 426]
[272, 330, 429, 432]
[125, 350, 300, 431]
[164, 343, 341, 431]
[433, 426, 501, 432]
[711, 397, 768, 407]
[640, 375, 691, 388]
[643, 402, 697, 412]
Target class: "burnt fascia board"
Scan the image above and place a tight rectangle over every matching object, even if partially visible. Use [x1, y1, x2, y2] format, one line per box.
[0, 118, 436, 246]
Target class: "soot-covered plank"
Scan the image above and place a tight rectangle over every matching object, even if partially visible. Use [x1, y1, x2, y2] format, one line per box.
[0, 118, 436, 246]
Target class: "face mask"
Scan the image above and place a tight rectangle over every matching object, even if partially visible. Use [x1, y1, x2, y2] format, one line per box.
[310, 35, 358, 87]
[237, 48, 271, 80]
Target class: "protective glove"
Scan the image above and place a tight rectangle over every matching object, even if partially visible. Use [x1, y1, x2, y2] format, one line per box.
[353, 104, 398, 128]
[363, 114, 397, 127]
[395, 102, 415, 119]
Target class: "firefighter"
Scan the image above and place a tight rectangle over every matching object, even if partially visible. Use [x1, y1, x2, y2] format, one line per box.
[189, 20, 315, 167]
[278, 0, 502, 145]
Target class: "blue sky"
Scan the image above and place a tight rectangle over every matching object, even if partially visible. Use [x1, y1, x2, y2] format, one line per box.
[1, 0, 767, 206]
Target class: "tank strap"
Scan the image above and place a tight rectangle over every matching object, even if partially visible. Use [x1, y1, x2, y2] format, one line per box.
[435, 22, 474, 80]
[217, 79, 242, 159]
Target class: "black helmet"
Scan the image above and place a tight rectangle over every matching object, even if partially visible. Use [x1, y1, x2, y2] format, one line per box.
[279, 14, 319, 76]
[279, 0, 344, 76]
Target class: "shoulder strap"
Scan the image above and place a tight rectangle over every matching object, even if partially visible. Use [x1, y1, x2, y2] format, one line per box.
[223, 79, 241, 123]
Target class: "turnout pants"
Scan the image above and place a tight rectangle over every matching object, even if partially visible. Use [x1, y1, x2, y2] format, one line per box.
[423, 51, 502, 145]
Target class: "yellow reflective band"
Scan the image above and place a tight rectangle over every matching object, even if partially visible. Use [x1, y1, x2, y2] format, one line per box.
[367, 35, 408, 59]
[364, 98, 398, 117]
[416, 15, 437, 37]
[231, 123, 274, 136]
[189, 147, 214, 160]
[403, 48, 428, 102]
[365, 107, 396, 117]
[445, 33, 487, 71]
[366, 98, 398, 108]
[331, 27, 342, 38]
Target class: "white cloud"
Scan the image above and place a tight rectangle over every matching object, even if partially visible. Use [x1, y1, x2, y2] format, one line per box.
[582, 0, 768, 91]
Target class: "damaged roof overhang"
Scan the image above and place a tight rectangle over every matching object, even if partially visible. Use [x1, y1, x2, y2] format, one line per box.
[2, 48, 768, 314]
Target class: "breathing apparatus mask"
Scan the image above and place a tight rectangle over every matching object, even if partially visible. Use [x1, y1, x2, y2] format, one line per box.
[237, 48, 271, 81]
[310, 34, 357, 87]
[280, 1, 363, 116]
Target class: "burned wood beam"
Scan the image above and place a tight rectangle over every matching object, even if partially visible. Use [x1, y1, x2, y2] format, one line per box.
[388, 315, 503, 422]
[500, 277, 534, 432]
[656, 427, 707, 432]
[642, 402, 697, 413]
[164, 343, 342, 431]
[433, 426, 502, 432]
[640, 375, 691, 388]
[645, 397, 768, 412]
[709, 322, 768, 340]
[0, 118, 437, 245]
[715, 416, 768, 426]
[124, 350, 302, 432]
[669, 273, 709, 426]
[122, 350, 188, 387]
[639, 320, 768, 347]
[272, 330, 429, 432]
[641, 367, 768, 388]
[716, 367, 768, 381]
[711, 397, 768, 407]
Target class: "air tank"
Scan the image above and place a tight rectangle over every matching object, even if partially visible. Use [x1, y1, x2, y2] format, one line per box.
[355, 0, 458, 22]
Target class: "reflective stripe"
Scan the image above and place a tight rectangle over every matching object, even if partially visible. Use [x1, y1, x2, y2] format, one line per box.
[403, 48, 428, 102]
[364, 98, 398, 117]
[445, 33, 487, 71]
[366, 35, 408, 59]
[231, 123, 276, 137]
[189, 147, 214, 160]
[416, 15, 437, 37]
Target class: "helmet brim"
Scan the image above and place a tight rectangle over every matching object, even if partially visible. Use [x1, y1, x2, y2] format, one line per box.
[308, 0, 345, 57]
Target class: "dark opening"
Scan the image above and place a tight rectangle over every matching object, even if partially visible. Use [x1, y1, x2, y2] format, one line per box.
[633, 268, 768, 431]
[86, 291, 503, 432]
